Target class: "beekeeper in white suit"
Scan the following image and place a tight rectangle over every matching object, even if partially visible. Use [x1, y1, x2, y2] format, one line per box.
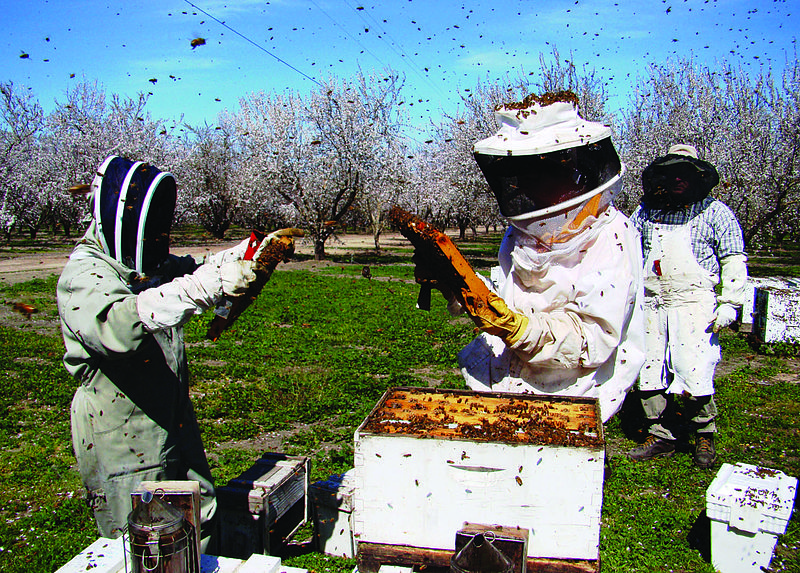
[58, 156, 258, 540]
[417, 93, 646, 423]
[627, 144, 747, 469]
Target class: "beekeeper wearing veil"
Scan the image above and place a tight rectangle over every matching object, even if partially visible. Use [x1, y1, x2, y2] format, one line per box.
[418, 93, 646, 423]
[627, 144, 748, 469]
[57, 156, 258, 541]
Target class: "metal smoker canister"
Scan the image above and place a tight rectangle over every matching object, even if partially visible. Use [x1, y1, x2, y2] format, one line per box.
[126, 490, 195, 573]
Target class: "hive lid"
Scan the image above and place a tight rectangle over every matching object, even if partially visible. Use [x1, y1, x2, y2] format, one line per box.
[706, 462, 798, 534]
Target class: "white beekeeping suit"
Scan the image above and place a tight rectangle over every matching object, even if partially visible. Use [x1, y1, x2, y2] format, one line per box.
[627, 144, 748, 469]
[436, 94, 646, 423]
[57, 156, 257, 539]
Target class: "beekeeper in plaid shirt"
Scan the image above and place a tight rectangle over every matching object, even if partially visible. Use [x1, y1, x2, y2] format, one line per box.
[627, 144, 748, 469]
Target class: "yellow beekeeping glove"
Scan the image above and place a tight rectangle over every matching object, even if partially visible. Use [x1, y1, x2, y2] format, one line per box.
[462, 290, 529, 344]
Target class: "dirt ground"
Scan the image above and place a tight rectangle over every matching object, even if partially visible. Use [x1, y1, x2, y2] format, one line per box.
[0, 232, 411, 285]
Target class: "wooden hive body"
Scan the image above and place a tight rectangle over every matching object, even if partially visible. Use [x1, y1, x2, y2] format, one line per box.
[353, 387, 605, 562]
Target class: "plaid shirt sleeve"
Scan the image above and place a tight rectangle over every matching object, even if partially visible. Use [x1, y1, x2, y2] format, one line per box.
[709, 201, 746, 260]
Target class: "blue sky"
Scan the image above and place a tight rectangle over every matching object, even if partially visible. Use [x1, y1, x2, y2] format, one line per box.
[3, 0, 798, 139]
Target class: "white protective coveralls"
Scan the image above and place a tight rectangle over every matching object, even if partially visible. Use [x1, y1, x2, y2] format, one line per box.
[632, 196, 748, 396]
[456, 96, 646, 423]
[58, 156, 255, 538]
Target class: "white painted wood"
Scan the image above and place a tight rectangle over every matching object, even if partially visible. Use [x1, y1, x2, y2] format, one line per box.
[706, 463, 798, 573]
[353, 433, 604, 560]
[311, 470, 357, 558]
[378, 565, 414, 573]
[742, 277, 799, 331]
[55, 537, 125, 573]
[201, 554, 248, 573]
[238, 554, 282, 573]
[754, 284, 800, 343]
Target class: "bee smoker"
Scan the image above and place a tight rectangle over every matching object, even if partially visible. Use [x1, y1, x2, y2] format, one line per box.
[125, 489, 198, 573]
[450, 532, 514, 573]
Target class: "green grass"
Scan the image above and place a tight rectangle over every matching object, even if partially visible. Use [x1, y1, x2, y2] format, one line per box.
[747, 245, 800, 279]
[187, 268, 470, 483]
[0, 279, 97, 572]
[0, 236, 798, 573]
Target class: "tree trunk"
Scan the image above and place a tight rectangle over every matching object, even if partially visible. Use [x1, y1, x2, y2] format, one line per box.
[373, 229, 382, 252]
[314, 238, 326, 261]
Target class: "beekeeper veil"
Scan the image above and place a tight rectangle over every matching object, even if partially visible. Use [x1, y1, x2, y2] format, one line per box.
[89, 155, 177, 275]
[641, 144, 719, 210]
[473, 93, 623, 245]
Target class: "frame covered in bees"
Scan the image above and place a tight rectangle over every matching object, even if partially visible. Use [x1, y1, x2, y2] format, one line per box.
[353, 387, 605, 568]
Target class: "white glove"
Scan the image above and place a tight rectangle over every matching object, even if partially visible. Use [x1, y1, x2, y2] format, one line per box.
[137, 258, 256, 332]
[205, 236, 252, 266]
[712, 303, 738, 333]
[221, 259, 257, 296]
[718, 254, 748, 307]
[711, 254, 747, 334]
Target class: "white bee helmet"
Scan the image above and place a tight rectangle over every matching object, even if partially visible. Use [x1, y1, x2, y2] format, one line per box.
[473, 94, 624, 243]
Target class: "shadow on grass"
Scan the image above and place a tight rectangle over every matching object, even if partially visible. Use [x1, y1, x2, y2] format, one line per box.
[687, 510, 712, 563]
[616, 391, 649, 443]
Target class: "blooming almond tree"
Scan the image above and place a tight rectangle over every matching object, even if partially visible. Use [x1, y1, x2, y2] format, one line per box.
[619, 55, 800, 246]
[305, 72, 408, 256]
[235, 89, 319, 246]
[47, 80, 180, 236]
[0, 81, 46, 239]
[236, 71, 407, 259]
[179, 117, 239, 239]
[234, 90, 313, 235]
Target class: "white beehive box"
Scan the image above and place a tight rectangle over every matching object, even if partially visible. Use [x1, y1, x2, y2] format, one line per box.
[310, 470, 357, 558]
[353, 387, 605, 561]
[741, 277, 799, 332]
[706, 462, 797, 573]
[754, 282, 800, 343]
[55, 537, 125, 573]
